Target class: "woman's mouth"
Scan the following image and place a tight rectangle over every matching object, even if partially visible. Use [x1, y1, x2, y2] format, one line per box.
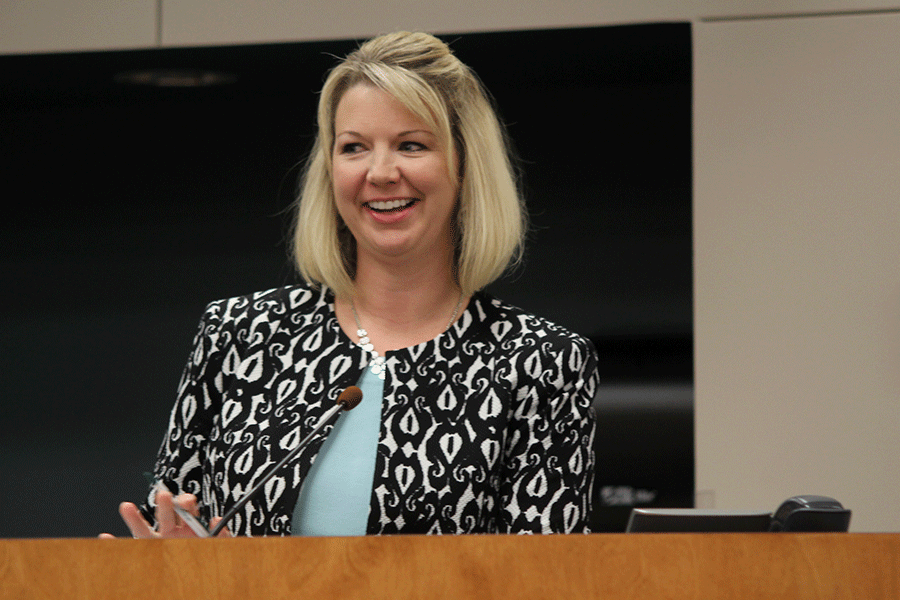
[365, 198, 418, 213]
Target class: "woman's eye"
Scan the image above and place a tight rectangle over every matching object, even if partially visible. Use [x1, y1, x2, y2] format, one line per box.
[338, 142, 364, 154]
[399, 141, 427, 152]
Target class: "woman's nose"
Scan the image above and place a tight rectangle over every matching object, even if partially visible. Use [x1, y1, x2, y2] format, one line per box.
[366, 150, 399, 185]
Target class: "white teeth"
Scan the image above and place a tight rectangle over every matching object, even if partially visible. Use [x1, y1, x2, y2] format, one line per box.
[367, 198, 414, 211]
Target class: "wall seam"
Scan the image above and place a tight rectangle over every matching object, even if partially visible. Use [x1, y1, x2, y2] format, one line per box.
[157, 0, 164, 46]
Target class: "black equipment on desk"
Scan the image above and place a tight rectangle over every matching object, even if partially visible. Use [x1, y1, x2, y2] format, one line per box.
[626, 495, 852, 533]
[769, 495, 852, 532]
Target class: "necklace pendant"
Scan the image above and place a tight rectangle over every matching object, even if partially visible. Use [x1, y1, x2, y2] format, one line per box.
[349, 292, 463, 383]
[369, 354, 386, 379]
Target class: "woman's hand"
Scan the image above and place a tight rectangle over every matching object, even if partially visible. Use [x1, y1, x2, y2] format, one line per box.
[98, 490, 230, 538]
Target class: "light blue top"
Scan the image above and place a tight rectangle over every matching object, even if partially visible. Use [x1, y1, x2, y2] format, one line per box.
[292, 367, 384, 536]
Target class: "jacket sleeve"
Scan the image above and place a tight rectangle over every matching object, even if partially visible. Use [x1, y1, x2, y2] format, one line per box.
[139, 300, 229, 526]
[499, 333, 598, 534]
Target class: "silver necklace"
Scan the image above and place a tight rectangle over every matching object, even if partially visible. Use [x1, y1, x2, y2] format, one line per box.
[351, 291, 464, 380]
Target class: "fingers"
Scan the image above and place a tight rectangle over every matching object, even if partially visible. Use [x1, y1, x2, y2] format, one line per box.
[155, 489, 177, 535]
[98, 533, 116, 539]
[119, 501, 157, 539]
[156, 490, 198, 536]
[209, 517, 232, 538]
[114, 490, 221, 539]
[175, 493, 199, 516]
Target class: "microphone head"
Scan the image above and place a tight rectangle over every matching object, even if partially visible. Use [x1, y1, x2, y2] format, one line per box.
[337, 386, 363, 410]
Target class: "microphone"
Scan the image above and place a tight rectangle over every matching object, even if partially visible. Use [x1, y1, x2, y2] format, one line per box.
[207, 385, 363, 537]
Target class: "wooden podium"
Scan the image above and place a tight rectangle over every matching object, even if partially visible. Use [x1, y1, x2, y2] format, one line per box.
[2, 533, 898, 599]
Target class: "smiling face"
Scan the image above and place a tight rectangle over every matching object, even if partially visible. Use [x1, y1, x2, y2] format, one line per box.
[331, 84, 459, 272]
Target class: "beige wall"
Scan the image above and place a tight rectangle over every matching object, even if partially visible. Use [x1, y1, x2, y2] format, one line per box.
[1, 0, 696, 53]
[159, 0, 694, 47]
[694, 12, 900, 532]
[3, 1, 898, 531]
[0, 0, 156, 54]
[4, 1, 898, 53]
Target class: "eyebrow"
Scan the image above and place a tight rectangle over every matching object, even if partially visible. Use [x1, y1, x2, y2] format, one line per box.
[335, 129, 436, 138]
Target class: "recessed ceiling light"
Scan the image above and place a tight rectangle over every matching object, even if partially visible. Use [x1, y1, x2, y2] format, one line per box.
[114, 69, 238, 87]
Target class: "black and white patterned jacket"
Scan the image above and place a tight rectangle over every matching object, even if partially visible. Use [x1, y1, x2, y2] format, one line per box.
[142, 284, 597, 535]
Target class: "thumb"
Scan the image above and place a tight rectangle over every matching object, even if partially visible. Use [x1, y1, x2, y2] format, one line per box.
[210, 517, 232, 538]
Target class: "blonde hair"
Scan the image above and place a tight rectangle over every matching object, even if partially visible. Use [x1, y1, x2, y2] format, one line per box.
[292, 31, 525, 298]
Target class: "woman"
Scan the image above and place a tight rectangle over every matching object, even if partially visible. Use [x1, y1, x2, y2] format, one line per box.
[110, 31, 597, 538]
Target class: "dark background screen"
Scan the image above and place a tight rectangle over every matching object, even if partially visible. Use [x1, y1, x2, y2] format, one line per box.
[0, 23, 692, 536]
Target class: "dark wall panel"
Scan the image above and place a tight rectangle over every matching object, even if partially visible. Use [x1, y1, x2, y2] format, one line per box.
[0, 24, 692, 537]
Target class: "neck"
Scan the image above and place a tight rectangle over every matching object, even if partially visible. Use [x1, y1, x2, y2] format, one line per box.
[335, 253, 467, 353]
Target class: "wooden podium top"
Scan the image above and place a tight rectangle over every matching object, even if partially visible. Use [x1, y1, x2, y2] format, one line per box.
[2, 533, 898, 599]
